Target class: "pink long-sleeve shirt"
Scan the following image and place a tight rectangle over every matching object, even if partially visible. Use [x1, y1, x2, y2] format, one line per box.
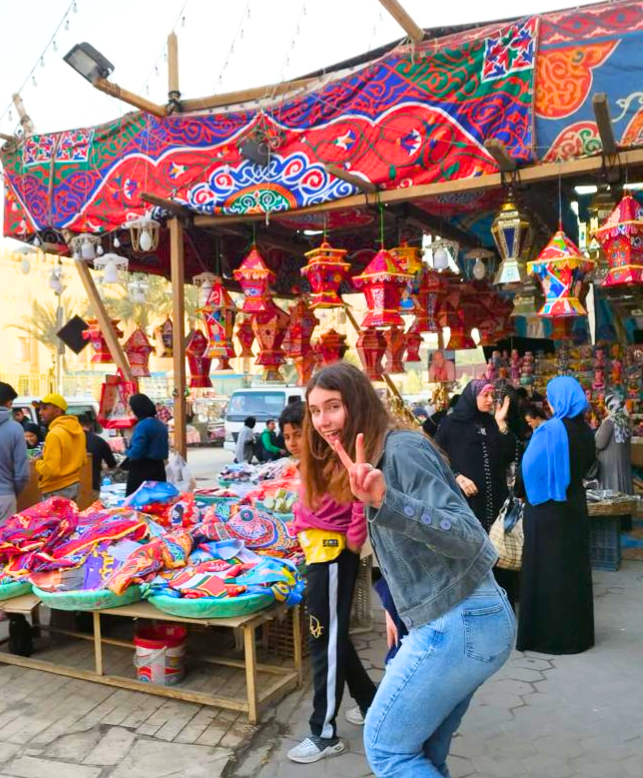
[293, 491, 367, 551]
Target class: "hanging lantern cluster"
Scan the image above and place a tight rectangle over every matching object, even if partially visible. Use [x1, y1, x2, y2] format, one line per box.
[186, 329, 212, 388]
[594, 194, 643, 287]
[301, 241, 350, 308]
[491, 196, 534, 286]
[154, 317, 174, 358]
[123, 327, 154, 378]
[82, 318, 124, 363]
[283, 298, 319, 385]
[527, 231, 595, 317]
[440, 272, 476, 350]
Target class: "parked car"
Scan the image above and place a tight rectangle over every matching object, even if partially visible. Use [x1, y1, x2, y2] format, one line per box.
[224, 386, 305, 452]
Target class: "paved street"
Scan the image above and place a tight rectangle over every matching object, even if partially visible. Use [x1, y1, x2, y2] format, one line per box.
[187, 446, 233, 487]
[0, 562, 641, 777]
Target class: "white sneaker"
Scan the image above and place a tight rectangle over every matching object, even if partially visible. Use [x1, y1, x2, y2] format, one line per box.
[287, 736, 346, 764]
[345, 705, 365, 726]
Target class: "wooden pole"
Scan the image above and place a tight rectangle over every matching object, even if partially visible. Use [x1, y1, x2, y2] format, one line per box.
[74, 260, 135, 382]
[92, 77, 167, 118]
[12, 94, 34, 135]
[169, 217, 187, 458]
[167, 32, 180, 110]
[483, 139, 516, 172]
[377, 0, 424, 43]
[180, 77, 314, 113]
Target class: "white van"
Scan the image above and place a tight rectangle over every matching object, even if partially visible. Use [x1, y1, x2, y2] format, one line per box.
[224, 386, 305, 452]
[14, 395, 102, 431]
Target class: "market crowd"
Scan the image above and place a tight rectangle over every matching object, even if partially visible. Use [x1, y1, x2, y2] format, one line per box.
[0, 364, 621, 777]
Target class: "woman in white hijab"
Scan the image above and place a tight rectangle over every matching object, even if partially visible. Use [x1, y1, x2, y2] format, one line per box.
[596, 392, 633, 495]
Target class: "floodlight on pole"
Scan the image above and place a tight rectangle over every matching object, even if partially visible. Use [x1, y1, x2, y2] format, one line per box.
[63, 43, 114, 83]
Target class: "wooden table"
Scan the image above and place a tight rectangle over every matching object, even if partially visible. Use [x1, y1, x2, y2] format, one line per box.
[0, 595, 303, 724]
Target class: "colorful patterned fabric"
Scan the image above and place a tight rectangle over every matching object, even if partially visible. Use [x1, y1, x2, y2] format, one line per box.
[0, 499, 78, 563]
[2, 15, 540, 237]
[199, 505, 300, 554]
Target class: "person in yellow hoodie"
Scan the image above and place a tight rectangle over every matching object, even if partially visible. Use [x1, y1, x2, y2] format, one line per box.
[34, 394, 86, 502]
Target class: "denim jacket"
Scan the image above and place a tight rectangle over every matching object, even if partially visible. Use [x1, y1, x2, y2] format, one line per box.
[367, 430, 498, 630]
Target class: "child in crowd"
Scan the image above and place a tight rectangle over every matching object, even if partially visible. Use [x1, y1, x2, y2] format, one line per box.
[288, 399, 376, 764]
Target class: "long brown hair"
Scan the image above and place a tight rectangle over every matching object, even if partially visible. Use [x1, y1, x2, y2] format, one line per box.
[300, 362, 397, 508]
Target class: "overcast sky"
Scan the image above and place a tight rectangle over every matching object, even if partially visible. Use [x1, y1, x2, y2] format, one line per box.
[0, 0, 606, 246]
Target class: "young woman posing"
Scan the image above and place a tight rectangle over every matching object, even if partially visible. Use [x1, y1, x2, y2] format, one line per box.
[301, 363, 515, 778]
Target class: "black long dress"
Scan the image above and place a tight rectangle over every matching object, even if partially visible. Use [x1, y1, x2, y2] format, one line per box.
[435, 408, 519, 605]
[516, 416, 595, 654]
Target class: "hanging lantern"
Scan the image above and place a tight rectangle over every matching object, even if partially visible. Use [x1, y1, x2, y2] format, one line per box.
[413, 268, 447, 333]
[70, 233, 101, 261]
[233, 246, 275, 313]
[427, 238, 459, 271]
[384, 326, 406, 373]
[94, 252, 129, 284]
[491, 196, 534, 286]
[198, 276, 238, 364]
[236, 316, 255, 357]
[404, 319, 423, 362]
[252, 302, 290, 381]
[463, 248, 497, 282]
[594, 194, 643, 287]
[352, 249, 411, 328]
[82, 318, 123, 363]
[283, 298, 319, 386]
[356, 326, 386, 381]
[126, 217, 160, 253]
[301, 241, 350, 308]
[314, 328, 348, 368]
[153, 316, 174, 357]
[123, 327, 154, 378]
[440, 275, 476, 350]
[186, 329, 213, 388]
[551, 317, 573, 342]
[128, 274, 149, 303]
[527, 231, 595, 316]
[193, 272, 218, 306]
[390, 241, 423, 276]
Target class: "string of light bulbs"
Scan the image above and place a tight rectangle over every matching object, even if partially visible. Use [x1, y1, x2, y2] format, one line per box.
[0, 0, 78, 128]
[214, 0, 253, 95]
[139, 0, 191, 96]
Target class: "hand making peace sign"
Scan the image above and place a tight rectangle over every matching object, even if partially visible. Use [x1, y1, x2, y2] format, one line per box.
[333, 433, 387, 509]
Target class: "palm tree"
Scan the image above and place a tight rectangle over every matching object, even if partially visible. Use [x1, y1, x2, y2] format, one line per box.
[100, 275, 201, 330]
[11, 297, 77, 369]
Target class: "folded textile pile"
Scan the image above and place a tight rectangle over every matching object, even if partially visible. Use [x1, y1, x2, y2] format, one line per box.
[124, 481, 201, 529]
[218, 463, 256, 484]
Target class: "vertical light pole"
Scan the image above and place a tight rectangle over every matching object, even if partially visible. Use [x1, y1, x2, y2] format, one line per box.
[49, 261, 66, 394]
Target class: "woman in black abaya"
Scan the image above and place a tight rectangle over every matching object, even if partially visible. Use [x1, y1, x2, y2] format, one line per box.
[435, 379, 519, 606]
[516, 376, 595, 654]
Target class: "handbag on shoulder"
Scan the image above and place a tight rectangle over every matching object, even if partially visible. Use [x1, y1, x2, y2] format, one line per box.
[489, 493, 524, 571]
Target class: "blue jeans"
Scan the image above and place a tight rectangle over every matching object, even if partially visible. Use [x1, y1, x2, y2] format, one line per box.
[364, 572, 515, 777]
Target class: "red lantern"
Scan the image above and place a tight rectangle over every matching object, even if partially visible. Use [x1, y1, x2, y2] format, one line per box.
[186, 329, 212, 388]
[357, 327, 386, 380]
[353, 249, 411, 329]
[314, 328, 348, 368]
[390, 241, 423, 276]
[82, 318, 123, 363]
[301, 241, 350, 308]
[414, 269, 446, 333]
[527, 231, 595, 316]
[551, 317, 573, 342]
[283, 298, 319, 386]
[594, 194, 643, 287]
[153, 316, 174, 358]
[123, 327, 154, 378]
[252, 302, 290, 381]
[440, 275, 476, 350]
[405, 319, 423, 362]
[384, 326, 406, 373]
[199, 277, 238, 366]
[236, 316, 255, 357]
[233, 246, 275, 313]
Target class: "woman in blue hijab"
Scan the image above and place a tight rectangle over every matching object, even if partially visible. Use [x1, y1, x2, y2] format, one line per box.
[517, 376, 596, 654]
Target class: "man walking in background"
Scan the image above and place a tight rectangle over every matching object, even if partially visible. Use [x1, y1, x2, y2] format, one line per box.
[0, 382, 29, 524]
[78, 414, 116, 500]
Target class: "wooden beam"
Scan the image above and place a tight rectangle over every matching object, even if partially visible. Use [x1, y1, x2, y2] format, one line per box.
[74, 260, 135, 382]
[180, 77, 314, 113]
[92, 77, 167, 118]
[167, 31, 180, 104]
[0, 132, 14, 142]
[483, 139, 516, 172]
[141, 192, 191, 218]
[377, 0, 425, 43]
[592, 93, 617, 157]
[326, 164, 379, 194]
[193, 147, 643, 228]
[12, 94, 34, 135]
[169, 217, 187, 459]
